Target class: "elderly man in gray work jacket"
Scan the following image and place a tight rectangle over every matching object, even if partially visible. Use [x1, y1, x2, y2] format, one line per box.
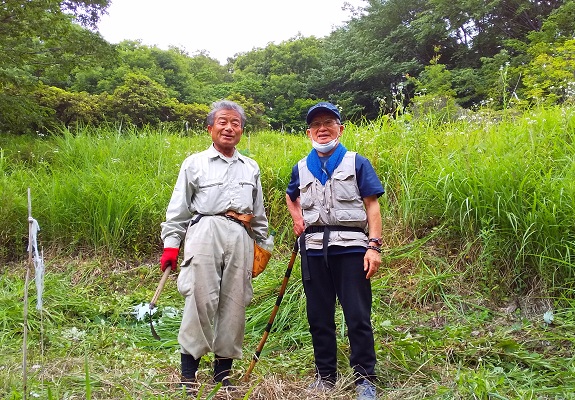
[160, 100, 270, 391]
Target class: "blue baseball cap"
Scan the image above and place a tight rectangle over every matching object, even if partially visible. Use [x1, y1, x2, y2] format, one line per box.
[306, 102, 341, 124]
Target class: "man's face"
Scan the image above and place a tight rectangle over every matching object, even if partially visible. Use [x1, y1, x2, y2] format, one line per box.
[208, 109, 243, 157]
[307, 111, 343, 144]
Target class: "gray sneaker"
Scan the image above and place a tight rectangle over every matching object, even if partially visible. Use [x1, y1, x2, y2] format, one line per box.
[308, 378, 335, 392]
[356, 380, 377, 400]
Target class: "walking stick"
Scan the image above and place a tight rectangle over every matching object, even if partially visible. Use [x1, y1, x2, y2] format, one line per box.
[149, 266, 171, 340]
[243, 239, 299, 382]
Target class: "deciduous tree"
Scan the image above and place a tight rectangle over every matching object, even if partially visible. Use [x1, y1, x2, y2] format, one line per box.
[0, 0, 111, 133]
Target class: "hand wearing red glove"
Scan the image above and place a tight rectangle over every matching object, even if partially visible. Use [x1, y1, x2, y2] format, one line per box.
[160, 247, 179, 272]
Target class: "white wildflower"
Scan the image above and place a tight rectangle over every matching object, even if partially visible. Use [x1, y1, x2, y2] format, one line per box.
[62, 327, 86, 341]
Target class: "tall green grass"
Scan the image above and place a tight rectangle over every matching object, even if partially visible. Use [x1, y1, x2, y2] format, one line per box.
[2, 108, 575, 398]
[347, 107, 575, 296]
[0, 127, 210, 260]
[2, 107, 575, 292]
[421, 108, 575, 294]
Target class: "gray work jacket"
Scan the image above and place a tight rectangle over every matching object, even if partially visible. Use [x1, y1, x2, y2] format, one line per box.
[161, 144, 268, 249]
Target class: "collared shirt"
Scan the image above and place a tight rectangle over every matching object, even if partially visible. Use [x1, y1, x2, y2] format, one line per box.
[161, 144, 268, 248]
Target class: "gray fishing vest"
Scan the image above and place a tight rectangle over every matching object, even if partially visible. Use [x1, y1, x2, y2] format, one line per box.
[298, 151, 367, 230]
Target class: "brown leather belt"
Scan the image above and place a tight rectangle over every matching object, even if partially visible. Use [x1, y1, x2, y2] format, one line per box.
[223, 210, 253, 231]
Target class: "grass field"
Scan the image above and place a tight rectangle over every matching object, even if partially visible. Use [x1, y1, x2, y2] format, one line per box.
[1, 107, 575, 399]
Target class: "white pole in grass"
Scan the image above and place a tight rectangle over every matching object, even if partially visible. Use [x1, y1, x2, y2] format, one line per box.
[22, 189, 46, 398]
[23, 188, 32, 400]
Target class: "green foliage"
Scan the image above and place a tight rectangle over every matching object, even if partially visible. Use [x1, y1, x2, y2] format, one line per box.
[232, 35, 323, 76]
[106, 41, 230, 105]
[34, 85, 106, 130]
[475, 50, 520, 110]
[0, 0, 112, 134]
[111, 73, 174, 127]
[513, 2, 575, 108]
[407, 52, 463, 122]
[0, 83, 47, 135]
[411, 54, 456, 99]
[171, 102, 211, 131]
[522, 39, 575, 105]
[231, 36, 323, 130]
[408, 95, 464, 125]
[2, 0, 574, 133]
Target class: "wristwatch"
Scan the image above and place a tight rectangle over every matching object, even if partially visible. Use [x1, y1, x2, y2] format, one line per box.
[369, 237, 383, 246]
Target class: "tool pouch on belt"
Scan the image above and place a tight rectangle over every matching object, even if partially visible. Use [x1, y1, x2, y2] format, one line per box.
[253, 241, 271, 278]
[224, 210, 272, 277]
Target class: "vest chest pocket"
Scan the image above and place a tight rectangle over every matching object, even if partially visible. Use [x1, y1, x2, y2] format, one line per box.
[299, 181, 315, 209]
[332, 171, 358, 201]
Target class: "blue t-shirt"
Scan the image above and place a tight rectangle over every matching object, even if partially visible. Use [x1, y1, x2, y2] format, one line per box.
[286, 153, 384, 256]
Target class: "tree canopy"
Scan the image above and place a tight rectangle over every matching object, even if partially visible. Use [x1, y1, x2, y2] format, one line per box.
[0, 0, 112, 133]
[1, 0, 574, 134]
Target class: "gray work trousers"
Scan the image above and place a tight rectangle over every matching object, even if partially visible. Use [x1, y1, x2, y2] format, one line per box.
[177, 215, 254, 359]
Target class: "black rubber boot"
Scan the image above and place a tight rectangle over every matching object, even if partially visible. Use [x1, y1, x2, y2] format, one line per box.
[181, 353, 200, 394]
[213, 355, 234, 387]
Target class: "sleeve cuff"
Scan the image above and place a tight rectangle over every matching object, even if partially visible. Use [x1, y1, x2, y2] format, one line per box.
[164, 237, 181, 249]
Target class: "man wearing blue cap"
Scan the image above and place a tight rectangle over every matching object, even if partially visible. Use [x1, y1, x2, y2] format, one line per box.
[286, 101, 384, 400]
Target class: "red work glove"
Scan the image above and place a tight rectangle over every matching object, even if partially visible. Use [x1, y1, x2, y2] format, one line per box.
[160, 247, 179, 272]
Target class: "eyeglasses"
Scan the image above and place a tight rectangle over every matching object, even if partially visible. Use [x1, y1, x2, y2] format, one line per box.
[309, 119, 340, 130]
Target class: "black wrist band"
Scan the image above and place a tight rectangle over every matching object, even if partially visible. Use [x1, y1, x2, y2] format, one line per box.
[366, 245, 381, 253]
[369, 237, 382, 245]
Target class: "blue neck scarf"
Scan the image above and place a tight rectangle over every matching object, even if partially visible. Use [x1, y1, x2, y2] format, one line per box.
[306, 143, 347, 185]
